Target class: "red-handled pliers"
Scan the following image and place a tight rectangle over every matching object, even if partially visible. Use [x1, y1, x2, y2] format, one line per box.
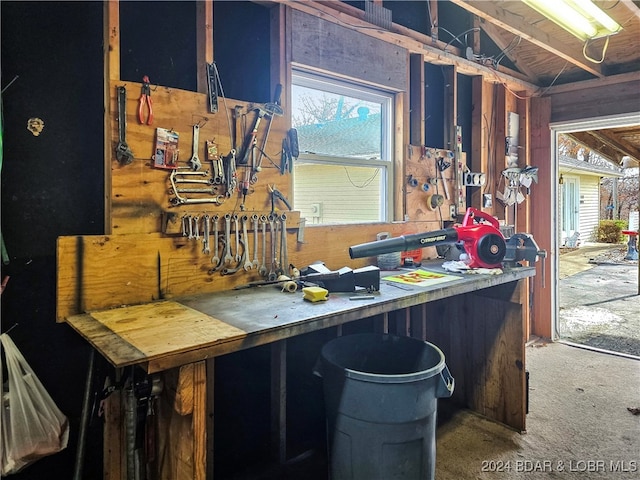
[138, 75, 153, 125]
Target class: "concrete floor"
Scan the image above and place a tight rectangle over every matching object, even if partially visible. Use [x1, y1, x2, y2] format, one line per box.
[558, 243, 640, 357]
[436, 341, 640, 479]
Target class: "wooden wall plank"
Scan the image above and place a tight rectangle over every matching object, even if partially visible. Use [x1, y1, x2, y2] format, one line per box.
[107, 79, 290, 234]
[290, 9, 407, 91]
[57, 219, 441, 321]
[529, 96, 552, 339]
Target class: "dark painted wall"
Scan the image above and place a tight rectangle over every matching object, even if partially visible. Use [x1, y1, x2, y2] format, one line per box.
[1, 1, 105, 478]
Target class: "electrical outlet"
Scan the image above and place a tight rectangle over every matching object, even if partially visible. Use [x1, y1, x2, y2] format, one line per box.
[449, 205, 457, 219]
[310, 203, 323, 218]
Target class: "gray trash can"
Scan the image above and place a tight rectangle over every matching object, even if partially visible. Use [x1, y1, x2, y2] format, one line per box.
[314, 333, 454, 480]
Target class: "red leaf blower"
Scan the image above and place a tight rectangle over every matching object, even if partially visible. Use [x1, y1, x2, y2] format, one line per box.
[349, 208, 507, 269]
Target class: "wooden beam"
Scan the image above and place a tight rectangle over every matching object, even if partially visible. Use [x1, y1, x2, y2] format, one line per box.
[449, 0, 604, 78]
[620, 0, 640, 20]
[103, 0, 119, 235]
[196, 0, 214, 94]
[567, 131, 625, 164]
[546, 71, 640, 94]
[409, 53, 425, 145]
[279, 0, 539, 93]
[528, 96, 552, 340]
[478, 18, 540, 84]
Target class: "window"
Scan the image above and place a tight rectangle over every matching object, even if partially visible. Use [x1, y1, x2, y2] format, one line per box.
[291, 70, 394, 224]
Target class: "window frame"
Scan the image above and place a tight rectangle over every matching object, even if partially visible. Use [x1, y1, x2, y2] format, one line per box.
[290, 68, 395, 223]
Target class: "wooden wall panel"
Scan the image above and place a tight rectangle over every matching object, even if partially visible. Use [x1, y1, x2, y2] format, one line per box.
[290, 9, 407, 91]
[107, 79, 289, 234]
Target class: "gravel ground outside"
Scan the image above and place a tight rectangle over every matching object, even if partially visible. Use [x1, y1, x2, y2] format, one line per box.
[558, 243, 640, 357]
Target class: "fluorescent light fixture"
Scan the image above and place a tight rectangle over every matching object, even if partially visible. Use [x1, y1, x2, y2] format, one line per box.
[523, 0, 622, 40]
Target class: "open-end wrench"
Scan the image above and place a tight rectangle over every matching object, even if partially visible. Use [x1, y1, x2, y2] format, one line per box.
[170, 196, 224, 206]
[211, 215, 220, 266]
[193, 216, 200, 240]
[223, 214, 233, 265]
[242, 216, 253, 271]
[173, 178, 215, 185]
[268, 214, 277, 281]
[233, 215, 240, 263]
[187, 124, 202, 171]
[115, 86, 134, 165]
[187, 215, 194, 239]
[280, 213, 288, 276]
[181, 215, 189, 237]
[221, 238, 246, 276]
[259, 215, 268, 277]
[203, 215, 210, 254]
[252, 214, 259, 269]
[172, 187, 217, 195]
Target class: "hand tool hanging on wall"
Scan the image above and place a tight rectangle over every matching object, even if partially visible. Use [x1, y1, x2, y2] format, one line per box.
[254, 84, 282, 174]
[437, 156, 451, 200]
[115, 86, 135, 165]
[206, 63, 219, 114]
[137, 75, 153, 125]
[281, 128, 298, 174]
[238, 99, 284, 166]
[187, 124, 202, 171]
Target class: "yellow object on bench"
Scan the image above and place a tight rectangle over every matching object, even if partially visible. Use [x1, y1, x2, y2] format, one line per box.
[302, 286, 329, 303]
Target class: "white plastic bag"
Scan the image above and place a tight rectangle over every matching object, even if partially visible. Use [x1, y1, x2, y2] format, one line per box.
[0, 333, 69, 475]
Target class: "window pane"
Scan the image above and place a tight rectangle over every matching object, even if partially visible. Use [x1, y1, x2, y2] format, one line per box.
[294, 163, 383, 224]
[292, 84, 382, 160]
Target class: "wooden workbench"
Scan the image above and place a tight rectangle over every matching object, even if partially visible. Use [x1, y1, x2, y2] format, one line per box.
[65, 264, 534, 479]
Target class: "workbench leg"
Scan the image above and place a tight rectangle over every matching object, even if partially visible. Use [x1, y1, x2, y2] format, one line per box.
[206, 358, 215, 480]
[271, 340, 287, 464]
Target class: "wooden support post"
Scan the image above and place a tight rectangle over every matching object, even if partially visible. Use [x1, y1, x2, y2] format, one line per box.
[195, 0, 214, 94]
[409, 53, 425, 145]
[193, 361, 207, 480]
[205, 359, 215, 480]
[529, 96, 553, 339]
[271, 340, 287, 464]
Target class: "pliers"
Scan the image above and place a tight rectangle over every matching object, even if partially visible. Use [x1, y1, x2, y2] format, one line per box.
[138, 75, 153, 125]
[268, 184, 292, 212]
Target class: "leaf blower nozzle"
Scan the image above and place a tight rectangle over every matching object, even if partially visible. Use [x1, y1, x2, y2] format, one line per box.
[349, 208, 507, 269]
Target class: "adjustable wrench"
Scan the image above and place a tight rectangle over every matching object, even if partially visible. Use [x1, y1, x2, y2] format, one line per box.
[242, 216, 253, 271]
[252, 215, 260, 269]
[116, 86, 135, 165]
[211, 215, 220, 267]
[202, 215, 210, 254]
[187, 124, 202, 171]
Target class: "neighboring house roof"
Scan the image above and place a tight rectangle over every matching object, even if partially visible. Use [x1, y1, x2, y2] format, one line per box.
[559, 153, 624, 178]
[296, 112, 380, 158]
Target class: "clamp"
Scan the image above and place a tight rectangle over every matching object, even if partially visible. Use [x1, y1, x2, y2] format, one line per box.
[138, 75, 153, 125]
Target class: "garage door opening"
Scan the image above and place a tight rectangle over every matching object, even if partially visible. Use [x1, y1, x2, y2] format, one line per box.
[551, 115, 639, 359]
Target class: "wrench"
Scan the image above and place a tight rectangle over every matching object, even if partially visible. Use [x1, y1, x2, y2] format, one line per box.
[280, 213, 288, 276]
[181, 215, 189, 237]
[173, 178, 216, 185]
[233, 215, 240, 263]
[211, 215, 220, 266]
[259, 216, 268, 277]
[187, 215, 194, 239]
[223, 214, 233, 265]
[268, 214, 277, 281]
[172, 187, 217, 195]
[115, 86, 134, 165]
[221, 238, 246, 276]
[187, 124, 202, 171]
[193, 216, 200, 240]
[242, 216, 253, 271]
[252, 215, 259, 269]
[203, 215, 210, 254]
[170, 196, 224, 206]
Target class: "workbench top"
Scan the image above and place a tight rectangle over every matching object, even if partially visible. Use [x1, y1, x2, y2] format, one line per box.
[65, 264, 535, 373]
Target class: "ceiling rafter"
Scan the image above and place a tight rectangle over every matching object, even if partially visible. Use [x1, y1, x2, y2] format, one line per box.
[449, 0, 604, 79]
[589, 130, 640, 163]
[620, 0, 640, 20]
[567, 131, 626, 164]
[476, 18, 540, 84]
